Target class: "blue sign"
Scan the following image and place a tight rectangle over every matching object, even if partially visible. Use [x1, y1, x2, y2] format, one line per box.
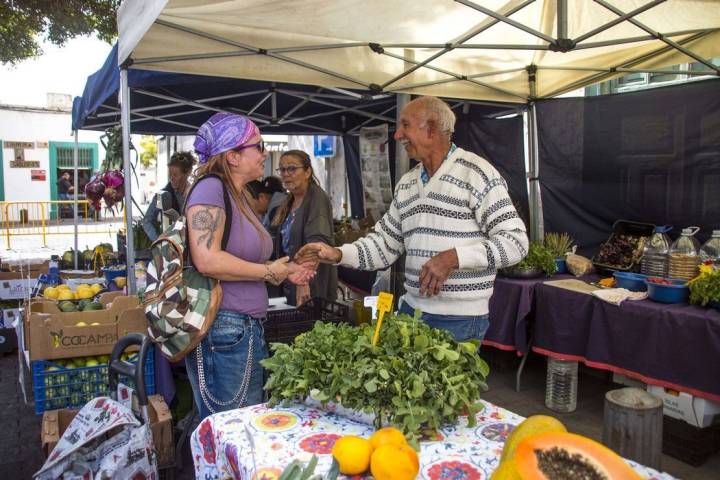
[313, 135, 335, 157]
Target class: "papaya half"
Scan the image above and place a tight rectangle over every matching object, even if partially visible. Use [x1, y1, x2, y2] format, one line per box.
[501, 415, 567, 462]
[514, 431, 642, 480]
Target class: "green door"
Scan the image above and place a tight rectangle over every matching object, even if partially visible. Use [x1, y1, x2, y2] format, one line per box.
[49, 141, 99, 219]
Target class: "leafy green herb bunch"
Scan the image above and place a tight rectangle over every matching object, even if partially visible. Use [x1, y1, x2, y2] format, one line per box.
[515, 242, 558, 276]
[688, 265, 720, 307]
[261, 312, 490, 442]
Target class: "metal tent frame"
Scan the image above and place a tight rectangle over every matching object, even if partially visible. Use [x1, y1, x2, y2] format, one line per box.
[115, 0, 720, 292]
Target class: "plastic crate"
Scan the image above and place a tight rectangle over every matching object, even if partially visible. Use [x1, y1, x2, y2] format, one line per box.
[264, 298, 349, 344]
[32, 350, 155, 415]
[662, 415, 720, 466]
[592, 220, 655, 273]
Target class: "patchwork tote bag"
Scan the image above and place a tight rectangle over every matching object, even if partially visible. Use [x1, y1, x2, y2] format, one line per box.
[143, 174, 232, 362]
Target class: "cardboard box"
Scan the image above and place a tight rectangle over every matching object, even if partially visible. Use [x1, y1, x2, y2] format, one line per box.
[24, 295, 147, 361]
[0, 271, 37, 300]
[42, 394, 174, 466]
[647, 385, 720, 428]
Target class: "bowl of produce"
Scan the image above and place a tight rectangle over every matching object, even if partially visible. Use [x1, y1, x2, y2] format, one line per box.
[644, 277, 689, 304]
[613, 272, 648, 292]
[501, 243, 557, 279]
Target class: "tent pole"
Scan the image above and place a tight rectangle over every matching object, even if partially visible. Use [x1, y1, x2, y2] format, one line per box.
[395, 94, 410, 179]
[120, 67, 137, 294]
[73, 130, 79, 269]
[527, 103, 542, 243]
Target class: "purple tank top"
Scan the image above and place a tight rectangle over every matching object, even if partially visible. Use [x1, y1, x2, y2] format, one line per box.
[186, 176, 271, 317]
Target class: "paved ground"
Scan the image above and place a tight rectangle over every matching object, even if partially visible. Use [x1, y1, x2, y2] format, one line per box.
[5, 345, 719, 479]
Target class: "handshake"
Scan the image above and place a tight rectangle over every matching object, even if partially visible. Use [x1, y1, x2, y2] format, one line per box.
[264, 242, 341, 287]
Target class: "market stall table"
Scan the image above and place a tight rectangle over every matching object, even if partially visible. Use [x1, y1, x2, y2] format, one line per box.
[190, 401, 674, 479]
[533, 281, 720, 402]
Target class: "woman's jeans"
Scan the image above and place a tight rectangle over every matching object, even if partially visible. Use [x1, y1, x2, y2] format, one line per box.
[398, 300, 490, 344]
[185, 310, 267, 420]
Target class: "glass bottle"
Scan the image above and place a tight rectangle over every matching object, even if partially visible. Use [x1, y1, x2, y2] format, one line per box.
[641, 226, 672, 277]
[668, 227, 700, 280]
[699, 230, 720, 270]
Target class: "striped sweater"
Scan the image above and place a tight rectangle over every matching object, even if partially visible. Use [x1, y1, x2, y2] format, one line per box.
[339, 147, 528, 316]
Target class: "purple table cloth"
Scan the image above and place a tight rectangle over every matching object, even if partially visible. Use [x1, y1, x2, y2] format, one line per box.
[485, 274, 576, 354]
[533, 282, 720, 402]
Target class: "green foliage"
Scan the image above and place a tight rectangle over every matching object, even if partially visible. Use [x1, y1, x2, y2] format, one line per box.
[517, 242, 558, 275]
[688, 269, 720, 306]
[0, 1, 119, 65]
[544, 232, 575, 258]
[139, 136, 158, 169]
[262, 313, 490, 442]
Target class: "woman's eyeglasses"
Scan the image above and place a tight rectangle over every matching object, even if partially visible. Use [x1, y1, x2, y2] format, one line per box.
[235, 140, 265, 153]
[276, 165, 305, 175]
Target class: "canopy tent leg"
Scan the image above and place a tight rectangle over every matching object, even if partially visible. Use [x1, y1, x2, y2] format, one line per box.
[120, 67, 137, 294]
[73, 130, 79, 269]
[527, 102, 542, 243]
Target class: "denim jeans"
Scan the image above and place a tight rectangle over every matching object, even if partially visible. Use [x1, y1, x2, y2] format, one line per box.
[398, 300, 490, 344]
[185, 310, 268, 420]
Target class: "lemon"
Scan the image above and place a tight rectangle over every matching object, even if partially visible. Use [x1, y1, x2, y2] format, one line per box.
[114, 276, 127, 288]
[90, 283, 103, 294]
[57, 284, 71, 291]
[331, 435, 373, 475]
[370, 444, 419, 480]
[57, 290, 75, 301]
[76, 288, 94, 300]
[44, 286, 59, 299]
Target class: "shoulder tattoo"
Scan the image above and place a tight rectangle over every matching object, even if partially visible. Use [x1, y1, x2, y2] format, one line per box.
[192, 206, 224, 249]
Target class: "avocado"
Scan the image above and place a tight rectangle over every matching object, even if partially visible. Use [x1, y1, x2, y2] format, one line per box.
[82, 301, 104, 311]
[59, 301, 78, 312]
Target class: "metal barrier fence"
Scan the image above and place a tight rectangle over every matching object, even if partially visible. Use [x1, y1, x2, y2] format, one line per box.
[0, 200, 126, 249]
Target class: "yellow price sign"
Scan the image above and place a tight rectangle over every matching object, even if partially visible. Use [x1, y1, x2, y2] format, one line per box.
[372, 291, 394, 346]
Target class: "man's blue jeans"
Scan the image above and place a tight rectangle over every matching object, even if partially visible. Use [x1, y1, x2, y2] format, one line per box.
[398, 300, 490, 344]
[185, 310, 267, 420]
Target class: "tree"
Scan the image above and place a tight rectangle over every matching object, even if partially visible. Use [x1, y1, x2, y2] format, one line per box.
[0, 1, 119, 65]
[139, 135, 157, 169]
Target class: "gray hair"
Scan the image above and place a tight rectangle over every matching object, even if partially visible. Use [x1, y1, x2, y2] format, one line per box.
[413, 96, 456, 139]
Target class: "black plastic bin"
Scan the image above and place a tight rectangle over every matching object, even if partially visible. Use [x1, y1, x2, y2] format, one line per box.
[263, 298, 349, 345]
[592, 220, 655, 274]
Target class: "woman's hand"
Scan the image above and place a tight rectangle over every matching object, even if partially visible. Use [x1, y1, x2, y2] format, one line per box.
[287, 261, 316, 286]
[296, 284, 312, 305]
[264, 257, 290, 286]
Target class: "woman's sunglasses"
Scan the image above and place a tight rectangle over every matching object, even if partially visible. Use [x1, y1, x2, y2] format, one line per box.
[234, 140, 265, 153]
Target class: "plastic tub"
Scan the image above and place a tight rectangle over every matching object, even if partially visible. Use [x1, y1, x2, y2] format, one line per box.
[644, 277, 689, 304]
[555, 258, 567, 274]
[613, 272, 648, 292]
[102, 266, 127, 283]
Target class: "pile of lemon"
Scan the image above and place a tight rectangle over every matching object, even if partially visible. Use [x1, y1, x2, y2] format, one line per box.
[44, 283, 103, 301]
[332, 427, 419, 480]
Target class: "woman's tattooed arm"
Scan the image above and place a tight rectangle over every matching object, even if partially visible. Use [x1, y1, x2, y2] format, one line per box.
[191, 206, 224, 249]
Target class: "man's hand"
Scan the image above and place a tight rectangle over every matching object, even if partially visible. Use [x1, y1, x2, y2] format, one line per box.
[295, 242, 342, 264]
[287, 261, 316, 286]
[296, 284, 312, 305]
[419, 248, 459, 297]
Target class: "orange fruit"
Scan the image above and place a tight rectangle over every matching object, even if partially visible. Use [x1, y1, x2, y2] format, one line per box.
[370, 443, 419, 480]
[370, 426, 407, 449]
[331, 435, 373, 475]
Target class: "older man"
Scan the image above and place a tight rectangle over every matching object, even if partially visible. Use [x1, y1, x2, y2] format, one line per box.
[297, 96, 528, 342]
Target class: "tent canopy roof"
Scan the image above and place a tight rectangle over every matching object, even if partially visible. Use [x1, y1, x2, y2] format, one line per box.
[118, 0, 720, 104]
[73, 44, 521, 135]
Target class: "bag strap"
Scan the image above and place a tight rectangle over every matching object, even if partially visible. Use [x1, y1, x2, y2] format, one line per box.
[183, 173, 233, 254]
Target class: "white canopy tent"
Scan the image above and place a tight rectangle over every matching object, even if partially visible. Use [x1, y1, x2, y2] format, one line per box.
[115, 0, 720, 292]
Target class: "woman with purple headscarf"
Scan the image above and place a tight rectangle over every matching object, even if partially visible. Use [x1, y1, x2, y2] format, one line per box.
[185, 112, 314, 419]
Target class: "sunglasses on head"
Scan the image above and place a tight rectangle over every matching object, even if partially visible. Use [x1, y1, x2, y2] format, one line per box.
[234, 140, 265, 153]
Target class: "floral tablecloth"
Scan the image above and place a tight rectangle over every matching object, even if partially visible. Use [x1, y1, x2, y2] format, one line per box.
[190, 400, 675, 479]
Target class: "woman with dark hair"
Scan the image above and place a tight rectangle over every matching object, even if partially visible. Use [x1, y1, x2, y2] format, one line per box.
[141, 151, 196, 241]
[271, 150, 337, 305]
[186, 113, 314, 419]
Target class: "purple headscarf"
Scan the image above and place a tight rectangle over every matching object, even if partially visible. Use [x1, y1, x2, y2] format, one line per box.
[194, 112, 260, 163]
